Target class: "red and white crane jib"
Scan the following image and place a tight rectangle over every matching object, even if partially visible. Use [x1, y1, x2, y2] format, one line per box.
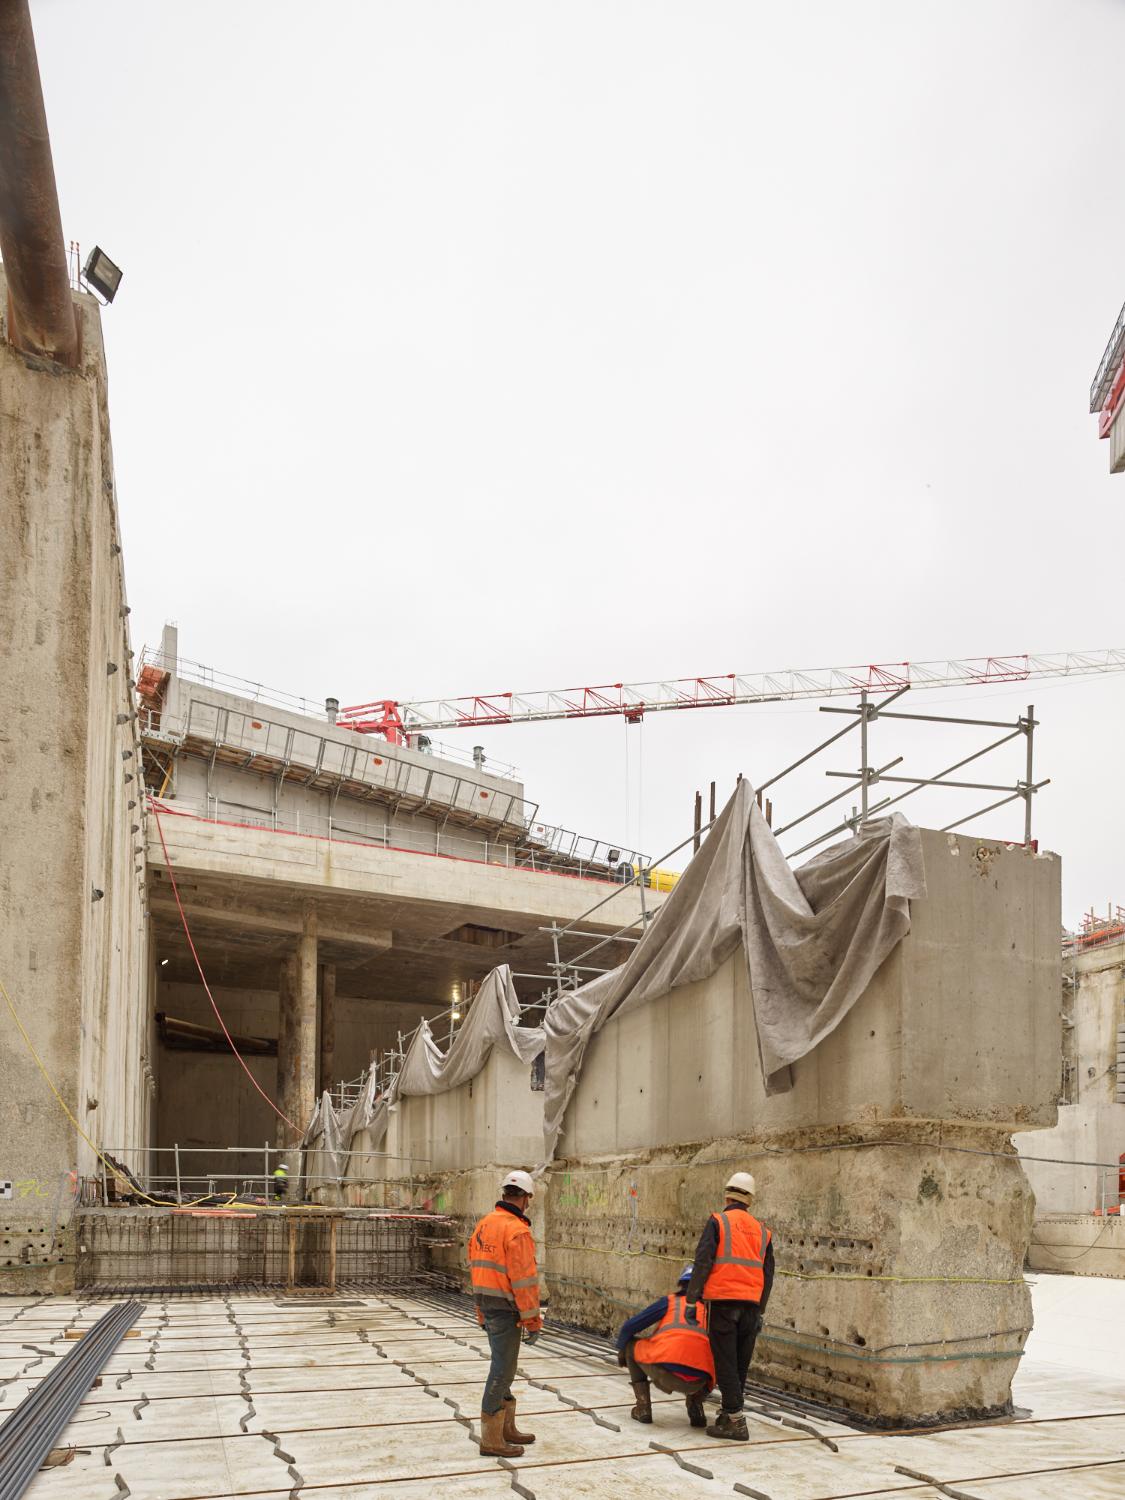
[334, 649, 1125, 743]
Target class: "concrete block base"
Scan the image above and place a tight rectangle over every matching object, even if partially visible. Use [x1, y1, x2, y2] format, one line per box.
[543, 1120, 1034, 1427]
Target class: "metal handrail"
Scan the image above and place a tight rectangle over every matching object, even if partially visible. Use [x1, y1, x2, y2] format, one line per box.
[138, 647, 524, 778]
[1091, 298, 1125, 413]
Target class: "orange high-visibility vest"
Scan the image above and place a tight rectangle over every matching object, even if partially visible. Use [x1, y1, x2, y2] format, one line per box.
[632, 1296, 715, 1382]
[702, 1209, 770, 1302]
[468, 1207, 541, 1325]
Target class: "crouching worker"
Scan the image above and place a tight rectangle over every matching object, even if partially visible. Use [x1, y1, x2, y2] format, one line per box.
[468, 1170, 542, 1458]
[616, 1265, 715, 1429]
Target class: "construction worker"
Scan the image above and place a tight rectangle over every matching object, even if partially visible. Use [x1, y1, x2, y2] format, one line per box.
[272, 1163, 289, 1200]
[616, 1264, 715, 1428]
[684, 1171, 773, 1442]
[467, 1169, 543, 1458]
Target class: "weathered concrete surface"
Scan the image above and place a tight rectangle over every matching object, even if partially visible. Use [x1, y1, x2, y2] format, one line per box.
[0, 268, 150, 1289]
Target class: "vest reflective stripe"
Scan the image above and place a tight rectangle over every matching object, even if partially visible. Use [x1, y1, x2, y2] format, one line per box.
[703, 1211, 770, 1302]
[470, 1259, 512, 1277]
[467, 1208, 540, 1320]
[632, 1296, 715, 1381]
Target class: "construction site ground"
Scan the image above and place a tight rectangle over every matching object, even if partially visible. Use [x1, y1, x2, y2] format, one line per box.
[3, 1272, 1123, 1500]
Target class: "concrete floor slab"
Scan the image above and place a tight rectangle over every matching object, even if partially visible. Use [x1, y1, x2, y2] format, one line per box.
[14, 1281, 1125, 1500]
[969, 1460, 1125, 1498]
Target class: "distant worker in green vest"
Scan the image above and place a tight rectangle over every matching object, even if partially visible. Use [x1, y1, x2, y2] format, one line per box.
[272, 1163, 289, 1201]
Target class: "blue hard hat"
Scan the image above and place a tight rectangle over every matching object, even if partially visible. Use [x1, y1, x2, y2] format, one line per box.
[678, 1264, 693, 1284]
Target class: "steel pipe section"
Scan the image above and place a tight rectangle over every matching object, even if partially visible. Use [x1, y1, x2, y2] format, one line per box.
[0, 0, 78, 366]
[0, 1299, 144, 1500]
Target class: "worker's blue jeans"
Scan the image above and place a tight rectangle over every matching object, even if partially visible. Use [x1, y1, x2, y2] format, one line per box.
[481, 1304, 522, 1415]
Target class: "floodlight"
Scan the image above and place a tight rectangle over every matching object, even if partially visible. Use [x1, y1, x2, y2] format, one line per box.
[83, 246, 123, 303]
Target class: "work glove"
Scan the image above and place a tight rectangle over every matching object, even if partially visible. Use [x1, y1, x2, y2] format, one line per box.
[616, 1348, 628, 1368]
[523, 1329, 540, 1346]
[684, 1303, 699, 1325]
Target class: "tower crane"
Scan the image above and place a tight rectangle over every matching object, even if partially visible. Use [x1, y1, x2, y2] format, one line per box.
[335, 648, 1125, 744]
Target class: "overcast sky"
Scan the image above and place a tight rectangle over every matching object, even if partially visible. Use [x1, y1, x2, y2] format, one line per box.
[33, 0, 1125, 926]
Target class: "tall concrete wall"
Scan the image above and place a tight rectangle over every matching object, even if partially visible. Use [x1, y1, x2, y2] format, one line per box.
[154, 979, 442, 1184]
[544, 831, 1060, 1425]
[1015, 934, 1125, 1216]
[389, 1048, 543, 1176]
[0, 269, 150, 1290]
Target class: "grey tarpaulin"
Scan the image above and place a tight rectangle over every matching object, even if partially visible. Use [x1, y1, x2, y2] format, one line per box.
[390, 964, 545, 1099]
[541, 779, 926, 1158]
[301, 1069, 388, 1186]
[300, 965, 544, 1172]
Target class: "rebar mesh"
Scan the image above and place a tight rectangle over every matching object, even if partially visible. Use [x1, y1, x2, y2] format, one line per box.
[74, 1208, 449, 1292]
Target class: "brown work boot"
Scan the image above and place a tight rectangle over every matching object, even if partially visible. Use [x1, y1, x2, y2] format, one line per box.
[479, 1408, 524, 1457]
[706, 1409, 749, 1441]
[502, 1395, 536, 1444]
[630, 1381, 653, 1423]
[686, 1391, 707, 1428]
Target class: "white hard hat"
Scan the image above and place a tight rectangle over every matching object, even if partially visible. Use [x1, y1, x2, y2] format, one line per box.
[501, 1170, 535, 1197]
[276, 1164, 289, 1173]
[725, 1171, 756, 1198]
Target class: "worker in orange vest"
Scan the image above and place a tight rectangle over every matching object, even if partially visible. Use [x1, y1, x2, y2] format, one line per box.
[467, 1169, 543, 1457]
[684, 1171, 774, 1442]
[615, 1264, 716, 1428]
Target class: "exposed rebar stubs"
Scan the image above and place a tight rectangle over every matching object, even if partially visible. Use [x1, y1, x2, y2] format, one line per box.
[0, 0, 78, 366]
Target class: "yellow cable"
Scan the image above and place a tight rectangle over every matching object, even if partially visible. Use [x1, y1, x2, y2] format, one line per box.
[0, 968, 281, 1212]
[545, 1241, 1024, 1286]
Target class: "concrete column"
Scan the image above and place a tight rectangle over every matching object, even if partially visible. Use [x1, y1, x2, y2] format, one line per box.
[276, 952, 298, 1147]
[295, 907, 318, 1133]
[319, 962, 336, 1095]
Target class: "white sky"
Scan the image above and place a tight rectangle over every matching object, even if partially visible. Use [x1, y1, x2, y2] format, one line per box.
[33, 0, 1125, 926]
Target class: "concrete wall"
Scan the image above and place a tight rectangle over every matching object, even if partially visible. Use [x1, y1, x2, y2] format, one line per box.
[1030, 1212, 1125, 1274]
[154, 979, 442, 1184]
[1015, 932, 1125, 1215]
[1017, 1104, 1125, 1215]
[148, 810, 653, 930]
[542, 831, 1061, 1425]
[0, 270, 150, 1289]
[560, 831, 1060, 1156]
[168, 753, 529, 866]
[388, 1048, 543, 1175]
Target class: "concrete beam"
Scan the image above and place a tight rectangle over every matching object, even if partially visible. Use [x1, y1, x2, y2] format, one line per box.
[148, 896, 392, 953]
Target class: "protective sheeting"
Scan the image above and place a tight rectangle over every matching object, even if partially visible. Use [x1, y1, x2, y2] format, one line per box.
[542, 780, 926, 1158]
[392, 964, 545, 1098]
[301, 1069, 389, 1187]
[300, 965, 544, 1182]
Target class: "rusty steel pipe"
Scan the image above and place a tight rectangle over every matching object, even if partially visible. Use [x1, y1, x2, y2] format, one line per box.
[0, 0, 77, 365]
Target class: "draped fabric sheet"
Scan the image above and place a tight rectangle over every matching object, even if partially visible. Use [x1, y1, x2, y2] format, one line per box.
[541, 780, 927, 1159]
[299, 965, 545, 1181]
[389, 964, 545, 1100]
